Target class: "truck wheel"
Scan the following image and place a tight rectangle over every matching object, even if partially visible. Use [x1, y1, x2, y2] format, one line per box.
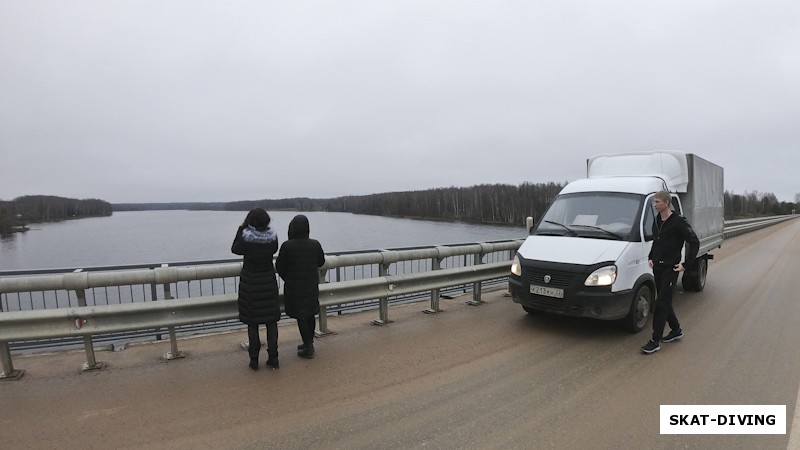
[624, 284, 652, 333]
[682, 258, 708, 292]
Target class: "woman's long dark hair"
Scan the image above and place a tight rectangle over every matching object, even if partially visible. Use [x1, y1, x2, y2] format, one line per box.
[241, 208, 271, 230]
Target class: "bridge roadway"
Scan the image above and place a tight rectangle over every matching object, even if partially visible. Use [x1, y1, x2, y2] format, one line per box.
[2, 219, 800, 449]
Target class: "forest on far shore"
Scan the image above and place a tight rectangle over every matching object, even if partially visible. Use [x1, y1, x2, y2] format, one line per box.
[0, 195, 112, 235]
[115, 182, 797, 226]
[2, 185, 796, 236]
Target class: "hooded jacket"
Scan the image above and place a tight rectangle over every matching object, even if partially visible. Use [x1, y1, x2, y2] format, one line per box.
[232, 225, 280, 324]
[276, 215, 326, 319]
[648, 212, 700, 270]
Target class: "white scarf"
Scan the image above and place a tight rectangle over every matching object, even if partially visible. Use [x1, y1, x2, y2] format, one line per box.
[241, 225, 277, 244]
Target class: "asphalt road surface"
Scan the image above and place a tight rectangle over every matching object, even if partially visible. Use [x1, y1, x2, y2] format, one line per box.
[2, 219, 800, 449]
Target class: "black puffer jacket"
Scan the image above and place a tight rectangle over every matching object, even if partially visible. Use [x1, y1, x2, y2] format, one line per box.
[232, 225, 280, 325]
[276, 215, 325, 319]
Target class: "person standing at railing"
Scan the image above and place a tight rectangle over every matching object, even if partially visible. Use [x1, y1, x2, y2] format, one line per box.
[276, 214, 326, 360]
[232, 208, 281, 370]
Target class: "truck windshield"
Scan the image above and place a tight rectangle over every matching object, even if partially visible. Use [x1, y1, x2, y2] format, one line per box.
[534, 192, 643, 241]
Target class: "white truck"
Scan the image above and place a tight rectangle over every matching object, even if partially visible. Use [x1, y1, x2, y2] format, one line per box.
[509, 150, 724, 332]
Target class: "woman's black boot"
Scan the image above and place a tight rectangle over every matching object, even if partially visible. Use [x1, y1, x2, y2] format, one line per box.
[297, 342, 315, 359]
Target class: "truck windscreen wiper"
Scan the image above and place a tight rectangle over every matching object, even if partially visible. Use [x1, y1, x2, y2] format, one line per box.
[571, 224, 624, 240]
[543, 220, 577, 236]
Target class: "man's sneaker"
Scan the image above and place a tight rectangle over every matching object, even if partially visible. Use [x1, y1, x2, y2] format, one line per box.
[662, 329, 684, 343]
[641, 339, 660, 354]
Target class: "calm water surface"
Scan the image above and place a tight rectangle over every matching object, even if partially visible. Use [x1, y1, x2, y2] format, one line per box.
[0, 210, 524, 271]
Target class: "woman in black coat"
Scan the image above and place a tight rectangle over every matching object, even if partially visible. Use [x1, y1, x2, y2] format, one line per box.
[276, 215, 325, 359]
[231, 208, 280, 370]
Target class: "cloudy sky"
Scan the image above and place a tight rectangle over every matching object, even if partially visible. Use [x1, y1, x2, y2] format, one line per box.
[1, 1, 798, 204]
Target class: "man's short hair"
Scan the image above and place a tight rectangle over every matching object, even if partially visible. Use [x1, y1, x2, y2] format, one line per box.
[654, 190, 671, 203]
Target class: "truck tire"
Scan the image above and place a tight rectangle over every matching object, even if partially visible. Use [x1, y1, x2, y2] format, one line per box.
[682, 258, 708, 292]
[623, 284, 652, 333]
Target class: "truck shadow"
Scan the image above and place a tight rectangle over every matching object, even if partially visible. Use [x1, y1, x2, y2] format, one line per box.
[514, 310, 644, 340]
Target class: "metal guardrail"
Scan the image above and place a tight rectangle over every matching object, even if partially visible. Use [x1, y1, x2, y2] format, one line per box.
[0, 263, 511, 342]
[0, 243, 516, 312]
[1, 215, 797, 380]
[722, 215, 797, 238]
[0, 240, 521, 379]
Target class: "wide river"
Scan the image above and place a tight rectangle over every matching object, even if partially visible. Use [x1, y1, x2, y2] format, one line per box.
[0, 210, 525, 271]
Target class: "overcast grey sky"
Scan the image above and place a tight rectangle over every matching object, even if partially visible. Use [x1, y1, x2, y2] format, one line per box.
[1, 1, 798, 204]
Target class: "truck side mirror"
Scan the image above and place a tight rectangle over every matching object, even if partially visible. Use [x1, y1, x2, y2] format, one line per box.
[526, 217, 534, 234]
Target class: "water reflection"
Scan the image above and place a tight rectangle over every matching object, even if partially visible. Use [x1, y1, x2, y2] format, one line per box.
[0, 210, 525, 271]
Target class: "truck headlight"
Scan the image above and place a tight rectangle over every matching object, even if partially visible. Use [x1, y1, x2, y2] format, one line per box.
[511, 255, 522, 276]
[585, 265, 616, 286]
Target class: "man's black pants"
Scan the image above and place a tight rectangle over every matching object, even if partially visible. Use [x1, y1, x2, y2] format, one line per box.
[651, 265, 681, 342]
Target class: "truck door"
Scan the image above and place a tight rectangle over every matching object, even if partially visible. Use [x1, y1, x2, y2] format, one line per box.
[642, 194, 657, 268]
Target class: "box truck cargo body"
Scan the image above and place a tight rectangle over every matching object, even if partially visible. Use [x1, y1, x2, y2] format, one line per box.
[509, 151, 724, 332]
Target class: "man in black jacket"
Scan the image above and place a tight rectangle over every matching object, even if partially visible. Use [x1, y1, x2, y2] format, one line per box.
[641, 191, 700, 354]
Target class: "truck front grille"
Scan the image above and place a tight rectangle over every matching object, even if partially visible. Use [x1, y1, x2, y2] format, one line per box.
[522, 268, 580, 313]
[525, 269, 575, 289]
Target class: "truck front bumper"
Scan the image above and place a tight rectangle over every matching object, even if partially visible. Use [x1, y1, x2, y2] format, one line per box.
[509, 276, 633, 320]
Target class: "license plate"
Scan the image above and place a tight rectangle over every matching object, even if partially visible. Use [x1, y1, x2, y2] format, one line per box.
[530, 284, 564, 298]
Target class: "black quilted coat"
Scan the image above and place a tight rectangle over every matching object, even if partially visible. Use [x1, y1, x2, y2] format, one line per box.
[232, 226, 280, 325]
[276, 215, 325, 320]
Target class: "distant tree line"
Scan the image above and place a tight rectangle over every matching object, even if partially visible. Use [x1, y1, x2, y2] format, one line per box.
[331, 183, 566, 225]
[201, 184, 798, 225]
[724, 190, 797, 218]
[216, 182, 566, 226]
[104, 185, 798, 230]
[4, 187, 793, 236]
[0, 196, 112, 234]
[114, 202, 227, 211]
[0, 201, 18, 235]
[224, 198, 327, 212]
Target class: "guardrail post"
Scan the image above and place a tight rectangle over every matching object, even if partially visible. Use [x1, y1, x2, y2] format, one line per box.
[75, 284, 104, 372]
[161, 274, 185, 361]
[316, 268, 335, 336]
[462, 254, 469, 293]
[154, 264, 169, 342]
[424, 256, 444, 314]
[372, 263, 393, 326]
[466, 251, 485, 306]
[149, 279, 158, 302]
[0, 341, 24, 381]
[150, 269, 165, 342]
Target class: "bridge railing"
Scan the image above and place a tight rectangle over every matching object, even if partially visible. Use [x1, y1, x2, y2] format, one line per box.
[1, 215, 797, 380]
[0, 243, 514, 313]
[0, 240, 522, 379]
